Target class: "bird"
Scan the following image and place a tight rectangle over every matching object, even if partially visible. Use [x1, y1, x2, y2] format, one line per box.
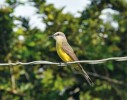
[49, 32, 93, 85]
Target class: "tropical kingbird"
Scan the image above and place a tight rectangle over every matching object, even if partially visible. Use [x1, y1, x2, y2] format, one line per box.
[50, 32, 93, 85]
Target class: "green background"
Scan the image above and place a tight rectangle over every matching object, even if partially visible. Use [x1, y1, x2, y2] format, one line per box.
[0, 0, 127, 100]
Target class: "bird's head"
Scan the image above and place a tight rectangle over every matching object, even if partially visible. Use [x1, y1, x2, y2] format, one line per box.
[49, 32, 66, 41]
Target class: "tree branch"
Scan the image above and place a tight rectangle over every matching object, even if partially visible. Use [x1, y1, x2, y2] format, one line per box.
[87, 72, 127, 86]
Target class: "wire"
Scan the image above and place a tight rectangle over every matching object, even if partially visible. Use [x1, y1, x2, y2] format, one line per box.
[0, 56, 127, 66]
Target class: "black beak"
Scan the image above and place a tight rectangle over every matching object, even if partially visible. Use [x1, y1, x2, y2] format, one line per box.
[49, 35, 54, 38]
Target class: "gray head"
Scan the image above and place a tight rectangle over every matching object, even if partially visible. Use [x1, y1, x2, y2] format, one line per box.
[50, 32, 67, 41]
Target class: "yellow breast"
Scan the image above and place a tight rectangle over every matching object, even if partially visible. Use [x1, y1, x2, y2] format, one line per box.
[56, 43, 72, 62]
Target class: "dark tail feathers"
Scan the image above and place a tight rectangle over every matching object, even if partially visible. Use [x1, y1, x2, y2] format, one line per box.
[78, 63, 94, 86]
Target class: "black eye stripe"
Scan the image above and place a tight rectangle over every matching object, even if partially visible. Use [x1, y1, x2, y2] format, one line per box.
[54, 33, 60, 36]
[55, 34, 59, 36]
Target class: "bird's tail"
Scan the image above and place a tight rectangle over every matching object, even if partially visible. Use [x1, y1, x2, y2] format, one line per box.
[77, 63, 94, 86]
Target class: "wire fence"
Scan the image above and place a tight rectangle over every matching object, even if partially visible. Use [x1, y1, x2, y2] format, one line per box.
[0, 56, 127, 66]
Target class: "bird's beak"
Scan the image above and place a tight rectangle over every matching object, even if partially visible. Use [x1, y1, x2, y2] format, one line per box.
[49, 35, 54, 38]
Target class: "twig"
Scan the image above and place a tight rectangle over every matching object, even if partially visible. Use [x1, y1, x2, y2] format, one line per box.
[0, 87, 25, 96]
[87, 72, 127, 86]
[10, 65, 16, 92]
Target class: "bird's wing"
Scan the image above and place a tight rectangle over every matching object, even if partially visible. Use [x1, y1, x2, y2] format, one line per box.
[62, 41, 78, 61]
[62, 41, 93, 86]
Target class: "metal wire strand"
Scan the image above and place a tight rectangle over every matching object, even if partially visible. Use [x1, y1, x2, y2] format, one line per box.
[0, 56, 127, 66]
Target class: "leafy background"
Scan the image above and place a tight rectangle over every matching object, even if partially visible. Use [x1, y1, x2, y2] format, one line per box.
[0, 0, 127, 100]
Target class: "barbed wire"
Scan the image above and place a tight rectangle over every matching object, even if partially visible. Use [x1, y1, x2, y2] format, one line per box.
[0, 56, 127, 66]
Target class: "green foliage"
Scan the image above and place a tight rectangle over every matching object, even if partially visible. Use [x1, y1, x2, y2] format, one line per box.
[0, 0, 127, 100]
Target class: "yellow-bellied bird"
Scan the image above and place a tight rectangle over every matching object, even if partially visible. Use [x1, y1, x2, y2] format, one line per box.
[49, 32, 93, 85]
